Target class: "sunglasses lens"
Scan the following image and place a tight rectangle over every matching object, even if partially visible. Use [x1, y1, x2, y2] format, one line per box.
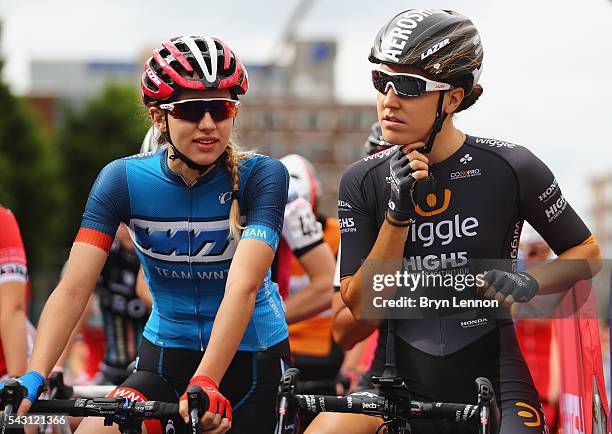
[169, 100, 239, 122]
[371, 70, 426, 97]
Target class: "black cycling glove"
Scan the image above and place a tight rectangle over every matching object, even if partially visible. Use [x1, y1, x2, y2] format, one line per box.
[482, 270, 539, 303]
[387, 148, 417, 222]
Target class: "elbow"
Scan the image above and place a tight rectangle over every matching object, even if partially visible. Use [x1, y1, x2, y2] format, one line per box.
[332, 324, 357, 351]
[590, 243, 603, 276]
[580, 240, 603, 278]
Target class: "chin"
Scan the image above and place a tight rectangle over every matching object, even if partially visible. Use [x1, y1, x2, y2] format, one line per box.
[382, 130, 422, 146]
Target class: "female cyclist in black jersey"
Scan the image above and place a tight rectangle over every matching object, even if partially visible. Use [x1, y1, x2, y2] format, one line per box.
[306, 9, 601, 434]
[9, 36, 290, 434]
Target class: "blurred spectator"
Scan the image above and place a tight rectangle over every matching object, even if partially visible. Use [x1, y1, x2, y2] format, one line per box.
[0, 204, 34, 378]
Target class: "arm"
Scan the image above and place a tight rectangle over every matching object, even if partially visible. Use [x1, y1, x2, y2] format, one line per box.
[480, 148, 601, 305]
[0, 207, 30, 377]
[331, 291, 377, 350]
[193, 238, 274, 383]
[135, 266, 153, 310]
[340, 221, 408, 324]
[284, 242, 335, 324]
[29, 243, 107, 377]
[526, 239, 601, 296]
[281, 197, 335, 323]
[338, 146, 428, 324]
[194, 156, 289, 383]
[54, 292, 95, 370]
[0, 281, 29, 376]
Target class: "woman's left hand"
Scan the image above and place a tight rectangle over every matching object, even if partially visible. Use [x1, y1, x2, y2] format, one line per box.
[179, 375, 232, 434]
[476, 270, 539, 308]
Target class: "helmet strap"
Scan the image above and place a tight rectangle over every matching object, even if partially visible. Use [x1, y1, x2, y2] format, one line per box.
[420, 90, 448, 154]
[164, 111, 212, 174]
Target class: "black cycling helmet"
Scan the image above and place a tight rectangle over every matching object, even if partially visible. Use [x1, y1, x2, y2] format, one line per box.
[370, 9, 483, 154]
[369, 9, 483, 88]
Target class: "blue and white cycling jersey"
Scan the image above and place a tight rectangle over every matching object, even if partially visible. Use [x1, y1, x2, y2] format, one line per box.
[76, 149, 289, 351]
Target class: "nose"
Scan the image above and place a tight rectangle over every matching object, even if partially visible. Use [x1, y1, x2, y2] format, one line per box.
[197, 111, 216, 131]
[382, 84, 401, 109]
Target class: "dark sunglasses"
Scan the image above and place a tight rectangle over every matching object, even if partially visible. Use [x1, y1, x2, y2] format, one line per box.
[371, 69, 452, 97]
[160, 98, 240, 123]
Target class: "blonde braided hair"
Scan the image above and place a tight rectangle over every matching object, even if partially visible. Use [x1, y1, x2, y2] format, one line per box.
[223, 141, 250, 240]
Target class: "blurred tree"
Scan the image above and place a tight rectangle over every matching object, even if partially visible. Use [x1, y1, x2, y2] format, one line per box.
[55, 83, 149, 245]
[0, 23, 65, 273]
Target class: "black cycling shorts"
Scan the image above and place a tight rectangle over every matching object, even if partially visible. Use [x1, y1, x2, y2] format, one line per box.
[356, 324, 549, 434]
[108, 338, 290, 434]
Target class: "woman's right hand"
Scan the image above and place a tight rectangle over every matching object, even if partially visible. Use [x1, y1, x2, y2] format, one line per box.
[387, 144, 429, 222]
[179, 375, 232, 433]
[0, 370, 45, 414]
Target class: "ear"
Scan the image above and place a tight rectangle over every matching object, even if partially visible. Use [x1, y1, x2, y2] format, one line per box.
[444, 87, 465, 114]
[149, 107, 167, 133]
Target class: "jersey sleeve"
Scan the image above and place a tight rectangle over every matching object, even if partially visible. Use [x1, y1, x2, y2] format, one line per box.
[515, 148, 592, 255]
[338, 163, 379, 279]
[0, 208, 28, 284]
[282, 197, 324, 257]
[242, 157, 289, 252]
[76, 159, 131, 252]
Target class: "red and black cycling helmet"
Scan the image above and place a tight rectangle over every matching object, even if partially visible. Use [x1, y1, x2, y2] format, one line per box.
[141, 35, 249, 104]
[369, 9, 483, 88]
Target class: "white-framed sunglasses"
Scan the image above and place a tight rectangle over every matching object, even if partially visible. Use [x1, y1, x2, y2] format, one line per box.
[159, 98, 240, 122]
[372, 69, 452, 97]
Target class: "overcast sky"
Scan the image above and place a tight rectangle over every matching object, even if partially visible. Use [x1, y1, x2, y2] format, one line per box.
[1, 0, 612, 229]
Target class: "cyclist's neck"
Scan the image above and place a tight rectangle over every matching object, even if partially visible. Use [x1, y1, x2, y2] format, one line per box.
[167, 156, 215, 186]
[426, 122, 466, 165]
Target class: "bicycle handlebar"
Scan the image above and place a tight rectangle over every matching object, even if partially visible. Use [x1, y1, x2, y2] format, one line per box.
[30, 397, 180, 419]
[293, 393, 479, 422]
[1, 380, 211, 434]
[276, 369, 499, 434]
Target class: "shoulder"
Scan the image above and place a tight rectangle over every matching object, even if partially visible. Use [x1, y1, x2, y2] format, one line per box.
[240, 153, 287, 174]
[239, 153, 289, 187]
[341, 145, 398, 187]
[466, 135, 543, 168]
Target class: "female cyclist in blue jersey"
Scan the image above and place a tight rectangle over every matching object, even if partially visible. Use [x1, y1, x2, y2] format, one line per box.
[307, 9, 601, 434]
[12, 35, 289, 434]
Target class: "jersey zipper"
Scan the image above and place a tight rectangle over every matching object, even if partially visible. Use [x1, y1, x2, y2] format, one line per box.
[186, 184, 204, 351]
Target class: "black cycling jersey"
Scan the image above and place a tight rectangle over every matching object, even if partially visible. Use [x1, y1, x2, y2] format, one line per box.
[338, 135, 591, 434]
[97, 241, 147, 383]
[338, 135, 590, 355]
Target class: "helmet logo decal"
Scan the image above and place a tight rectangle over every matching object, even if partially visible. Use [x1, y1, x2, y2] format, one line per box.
[381, 9, 445, 62]
[181, 36, 218, 83]
[420, 38, 450, 60]
[145, 65, 162, 86]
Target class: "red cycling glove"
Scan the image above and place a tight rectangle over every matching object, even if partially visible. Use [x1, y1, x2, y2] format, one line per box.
[180, 375, 233, 422]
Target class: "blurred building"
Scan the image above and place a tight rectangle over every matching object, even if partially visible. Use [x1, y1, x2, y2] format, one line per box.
[26, 38, 376, 216]
[238, 99, 375, 215]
